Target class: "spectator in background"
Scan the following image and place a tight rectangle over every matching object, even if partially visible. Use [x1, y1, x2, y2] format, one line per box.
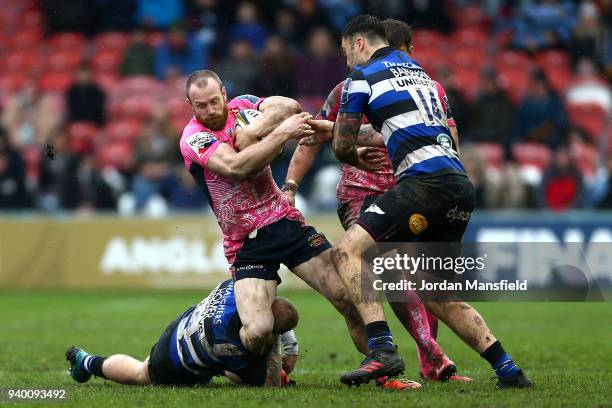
[512, 0, 576, 51]
[154, 25, 207, 80]
[38, 130, 115, 212]
[590, 154, 612, 209]
[293, 0, 336, 42]
[120, 29, 155, 77]
[275, 8, 300, 49]
[566, 57, 612, 112]
[96, 0, 137, 31]
[253, 35, 295, 97]
[319, 0, 360, 32]
[168, 166, 206, 210]
[188, 0, 221, 56]
[513, 71, 567, 148]
[2, 80, 62, 149]
[41, 0, 96, 35]
[0, 129, 31, 209]
[461, 145, 490, 208]
[570, 1, 604, 66]
[230, 2, 267, 52]
[66, 64, 106, 126]
[432, 66, 471, 136]
[136, 0, 184, 30]
[294, 27, 345, 97]
[365, 0, 453, 32]
[216, 39, 258, 97]
[468, 71, 515, 150]
[538, 145, 584, 210]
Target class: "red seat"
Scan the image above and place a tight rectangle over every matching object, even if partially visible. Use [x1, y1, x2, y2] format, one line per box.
[449, 48, 486, 71]
[19, 9, 43, 29]
[451, 68, 481, 101]
[38, 72, 74, 92]
[67, 122, 99, 154]
[450, 5, 487, 28]
[452, 28, 488, 48]
[105, 119, 143, 141]
[97, 140, 134, 170]
[22, 146, 41, 182]
[118, 76, 160, 95]
[5, 49, 38, 73]
[493, 50, 531, 71]
[92, 49, 123, 74]
[13, 29, 42, 49]
[47, 49, 84, 72]
[49, 32, 86, 50]
[535, 50, 570, 72]
[497, 68, 532, 104]
[570, 142, 598, 177]
[474, 142, 505, 168]
[95, 72, 121, 93]
[167, 96, 191, 119]
[116, 95, 154, 120]
[512, 142, 552, 170]
[544, 67, 573, 94]
[567, 103, 606, 141]
[412, 30, 445, 51]
[95, 32, 130, 51]
[0, 72, 29, 93]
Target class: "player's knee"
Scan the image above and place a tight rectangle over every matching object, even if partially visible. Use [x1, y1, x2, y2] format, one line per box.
[135, 362, 151, 385]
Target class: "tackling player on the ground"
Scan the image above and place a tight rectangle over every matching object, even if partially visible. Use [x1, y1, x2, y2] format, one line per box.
[282, 18, 469, 383]
[66, 279, 299, 387]
[323, 15, 532, 388]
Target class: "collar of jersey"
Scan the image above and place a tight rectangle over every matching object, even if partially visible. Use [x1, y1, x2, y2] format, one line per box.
[368, 46, 395, 62]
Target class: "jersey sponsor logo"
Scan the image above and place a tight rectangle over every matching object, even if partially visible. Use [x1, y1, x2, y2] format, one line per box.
[187, 132, 217, 157]
[307, 232, 327, 248]
[436, 133, 453, 150]
[408, 213, 428, 235]
[235, 108, 262, 129]
[446, 205, 472, 223]
[365, 204, 385, 215]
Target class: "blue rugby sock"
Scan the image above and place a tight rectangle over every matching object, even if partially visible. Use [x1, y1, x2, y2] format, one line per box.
[366, 321, 395, 350]
[481, 341, 521, 379]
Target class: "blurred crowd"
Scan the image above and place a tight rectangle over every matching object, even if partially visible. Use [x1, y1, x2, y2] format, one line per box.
[0, 0, 611, 215]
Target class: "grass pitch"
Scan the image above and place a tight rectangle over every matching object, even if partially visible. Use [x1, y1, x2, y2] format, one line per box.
[0, 289, 610, 407]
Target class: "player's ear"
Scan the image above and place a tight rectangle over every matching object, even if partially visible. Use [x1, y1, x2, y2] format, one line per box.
[221, 86, 227, 101]
[409, 45, 414, 55]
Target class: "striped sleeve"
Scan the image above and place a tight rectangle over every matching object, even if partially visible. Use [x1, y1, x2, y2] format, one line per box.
[338, 70, 371, 114]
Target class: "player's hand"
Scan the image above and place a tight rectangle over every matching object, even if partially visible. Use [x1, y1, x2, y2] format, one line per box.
[356, 147, 386, 172]
[282, 354, 298, 375]
[299, 119, 333, 146]
[282, 190, 296, 206]
[276, 112, 315, 140]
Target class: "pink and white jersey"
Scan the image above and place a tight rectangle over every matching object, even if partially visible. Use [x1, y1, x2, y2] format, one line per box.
[179, 96, 303, 264]
[319, 80, 455, 201]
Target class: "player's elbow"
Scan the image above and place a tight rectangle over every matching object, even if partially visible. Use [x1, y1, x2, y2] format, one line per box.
[264, 96, 301, 115]
[333, 145, 353, 163]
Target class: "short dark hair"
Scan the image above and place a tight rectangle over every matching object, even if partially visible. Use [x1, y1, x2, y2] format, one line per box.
[185, 70, 223, 100]
[342, 14, 387, 42]
[271, 297, 299, 333]
[383, 19, 413, 50]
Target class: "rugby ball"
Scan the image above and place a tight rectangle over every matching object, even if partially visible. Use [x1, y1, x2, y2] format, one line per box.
[235, 108, 263, 128]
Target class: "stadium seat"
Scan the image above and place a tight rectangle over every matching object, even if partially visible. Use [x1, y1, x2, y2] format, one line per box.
[536, 50, 570, 72]
[94, 32, 130, 51]
[19, 9, 43, 29]
[67, 121, 99, 155]
[451, 68, 481, 101]
[449, 48, 486, 71]
[97, 140, 134, 170]
[566, 103, 607, 141]
[49, 32, 86, 50]
[5, 49, 38, 73]
[452, 28, 488, 48]
[0, 72, 28, 93]
[544, 67, 573, 94]
[449, 5, 487, 28]
[512, 142, 552, 170]
[570, 142, 598, 177]
[105, 119, 143, 141]
[13, 29, 42, 50]
[92, 49, 123, 75]
[47, 49, 84, 72]
[116, 95, 154, 120]
[119, 76, 160, 95]
[167, 96, 192, 120]
[95, 72, 121, 94]
[493, 50, 531, 72]
[38, 71, 73, 92]
[412, 30, 445, 51]
[474, 142, 505, 168]
[497, 68, 531, 104]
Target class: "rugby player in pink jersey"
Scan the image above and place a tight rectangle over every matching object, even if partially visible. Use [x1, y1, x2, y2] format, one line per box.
[178, 70, 372, 370]
[282, 19, 471, 384]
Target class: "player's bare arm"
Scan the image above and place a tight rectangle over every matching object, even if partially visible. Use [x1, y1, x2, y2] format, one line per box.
[207, 112, 314, 181]
[332, 111, 362, 166]
[235, 96, 302, 151]
[450, 125, 460, 155]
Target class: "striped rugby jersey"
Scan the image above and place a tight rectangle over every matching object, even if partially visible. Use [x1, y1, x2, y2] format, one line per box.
[339, 46, 465, 178]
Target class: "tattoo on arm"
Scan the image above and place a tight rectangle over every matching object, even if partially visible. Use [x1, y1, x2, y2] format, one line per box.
[333, 112, 362, 166]
[265, 354, 282, 387]
[356, 124, 384, 147]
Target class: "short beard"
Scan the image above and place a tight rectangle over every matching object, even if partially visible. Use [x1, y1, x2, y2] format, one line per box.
[201, 106, 228, 131]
